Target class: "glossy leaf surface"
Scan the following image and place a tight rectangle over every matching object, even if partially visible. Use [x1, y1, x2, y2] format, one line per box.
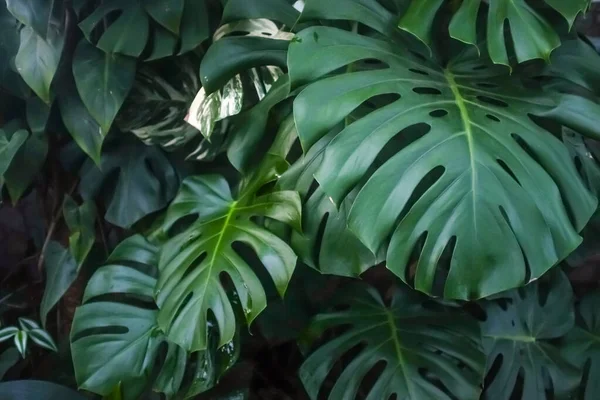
[156, 166, 301, 352]
[289, 25, 598, 299]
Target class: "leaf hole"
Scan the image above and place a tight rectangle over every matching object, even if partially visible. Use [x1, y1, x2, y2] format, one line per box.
[409, 68, 429, 76]
[477, 96, 508, 108]
[476, 82, 498, 88]
[486, 114, 501, 122]
[429, 109, 448, 118]
[356, 360, 387, 397]
[71, 326, 129, 343]
[316, 341, 367, 400]
[409, 50, 427, 61]
[472, 65, 488, 71]
[413, 87, 442, 95]
[483, 354, 504, 390]
[431, 236, 456, 297]
[497, 159, 520, 186]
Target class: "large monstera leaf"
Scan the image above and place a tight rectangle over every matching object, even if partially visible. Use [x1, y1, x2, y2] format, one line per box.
[71, 235, 238, 399]
[399, 0, 590, 66]
[563, 292, 600, 400]
[288, 25, 599, 300]
[155, 160, 302, 352]
[480, 270, 579, 400]
[299, 283, 485, 400]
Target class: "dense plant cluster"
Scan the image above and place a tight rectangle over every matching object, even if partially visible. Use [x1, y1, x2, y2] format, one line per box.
[2, 0, 600, 399]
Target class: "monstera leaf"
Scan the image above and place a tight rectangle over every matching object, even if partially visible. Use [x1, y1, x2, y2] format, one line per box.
[563, 292, 600, 400]
[399, 0, 590, 66]
[79, 0, 209, 59]
[71, 235, 239, 399]
[299, 283, 485, 400]
[155, 160, 302, 352]
[480, 270, 579, 400]
[288, 24, 599, 299]
[77, 137, 179, 228]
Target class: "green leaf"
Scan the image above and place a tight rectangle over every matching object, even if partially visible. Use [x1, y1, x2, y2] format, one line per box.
[201, 36, 288, 93]
[144, 0, 184, 34]
[279, 125, 382, 277]
[79, 0, 209, 59]
[77, 137, 179, 228]
[40, 241, 78, 327]
[0, 348, 19, 379]
[288, 25, 599, 299]
[5, 0, 55, 39]
[13, 331, 27, 358]
[0, 327, 18, 342]
[156, 168, 301, 352]
[71, 235, 238, 398]
[480, 270, 579, 400]
[63, 196, 96, 269]
[399, 0, 589, 66]
[15, 26, 64, 104]
[0, 129, 27, 176]
[4, 98, 49, 202]
[17, 318, 40, 331]
[79, 0, 149, 57]
[58, 76, 104, 164]
[563, 291, 600, 400]
[72, 40, 136, 136]
[178, 0, 210, 55]
[300, 283, 485, 400]
[0, 381, 87, 400]
[221, 0, 300, 27]
[0, 4, 28, 97]
[28, 329, 58, 352]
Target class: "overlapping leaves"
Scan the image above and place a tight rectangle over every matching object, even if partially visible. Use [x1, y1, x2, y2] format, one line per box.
[71, 235, 239, 399]
[288, 23, 599, 299]
[79, 0, 210, 59]
[399, 0, 590, 66]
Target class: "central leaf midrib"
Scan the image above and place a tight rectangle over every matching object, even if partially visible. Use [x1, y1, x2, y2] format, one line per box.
[445, 69, 478, 231]
[385, 311, 415, 397]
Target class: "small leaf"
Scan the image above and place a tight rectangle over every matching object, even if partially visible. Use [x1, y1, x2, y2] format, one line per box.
[0, 129, 28, 176]
[40, 242, 78, 327]
[0, 327, 18, 342]
[17, 318, 40, 331]
[63, 196, 96, 269]
[28, 329, 58, 352]
[15, 26, 64, 104]
[13, 331, 27, 358]
[72, 40, 136, 135]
